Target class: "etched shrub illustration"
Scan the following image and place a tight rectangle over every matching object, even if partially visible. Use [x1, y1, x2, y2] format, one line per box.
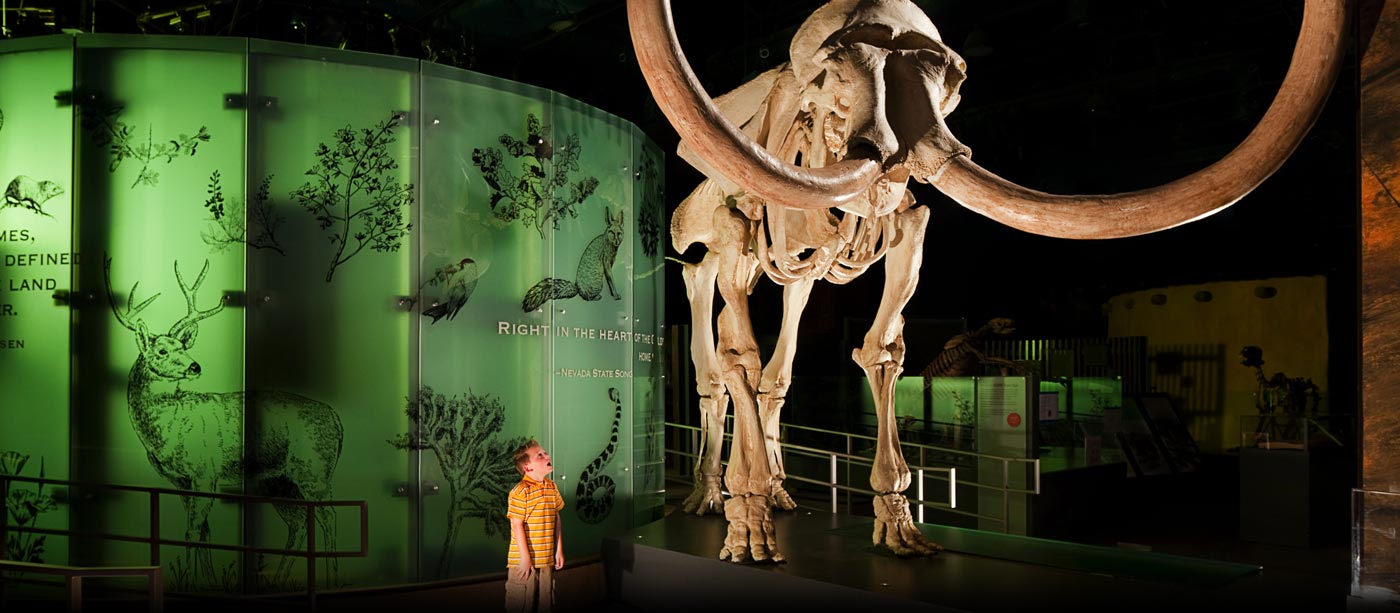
[388, 387, 525, 578]
[471, 113, 598, 237]
[202, 170, 285, 254]
[292, 113, 414, 282]
[1, 451, 58, 563]
[79, 101, 211, 189]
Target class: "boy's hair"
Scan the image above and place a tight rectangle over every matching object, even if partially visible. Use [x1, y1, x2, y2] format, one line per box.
[512, 439, 540, 475]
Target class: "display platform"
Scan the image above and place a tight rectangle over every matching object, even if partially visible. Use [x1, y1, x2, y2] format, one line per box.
[600, 504, 1346, 611]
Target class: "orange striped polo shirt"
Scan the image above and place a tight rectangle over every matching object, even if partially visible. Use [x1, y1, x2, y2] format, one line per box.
[506, 476, 565, 568]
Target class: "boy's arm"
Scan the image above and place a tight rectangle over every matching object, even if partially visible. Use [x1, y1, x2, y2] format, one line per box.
[511, 516, 533, 579]
[554, 512, 564, 570]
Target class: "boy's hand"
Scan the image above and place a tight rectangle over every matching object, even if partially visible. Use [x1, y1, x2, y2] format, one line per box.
[514, 562, 533, 580]
[555, 549, 565, 570]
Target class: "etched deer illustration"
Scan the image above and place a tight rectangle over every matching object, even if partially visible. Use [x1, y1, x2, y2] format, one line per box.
[104, 256, 343, 589]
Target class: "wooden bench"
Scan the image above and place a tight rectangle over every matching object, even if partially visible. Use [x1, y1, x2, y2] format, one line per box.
[0, 559, 163, 613]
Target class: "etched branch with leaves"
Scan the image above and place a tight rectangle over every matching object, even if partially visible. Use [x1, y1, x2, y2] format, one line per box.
[79, 102, 210, 189]
[201, 171, 286, 255]
[638, 154, 663, 257]
[293, 113, 414, 282]
[388, 387, 525, 578]
[471, 113, 598, 237]
[2, 451, 58, 563]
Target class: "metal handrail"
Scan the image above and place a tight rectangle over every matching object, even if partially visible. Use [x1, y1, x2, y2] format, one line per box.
[0, 474, 369, 610]
[0, 559, 163, 613]
[667, 420, 1040, 530]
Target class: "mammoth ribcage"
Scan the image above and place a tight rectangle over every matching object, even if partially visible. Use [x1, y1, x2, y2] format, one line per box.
[752, 109, 892, 286]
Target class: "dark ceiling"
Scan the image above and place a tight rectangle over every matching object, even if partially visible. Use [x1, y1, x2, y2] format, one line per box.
[0, 1, 1362, 362]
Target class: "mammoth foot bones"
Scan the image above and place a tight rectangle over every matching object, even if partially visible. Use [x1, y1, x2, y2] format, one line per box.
[873, 493, 943, 556]
[683, 474, 726, 515]
[685, 475, 798, 515]
[720, 494, 785, 564]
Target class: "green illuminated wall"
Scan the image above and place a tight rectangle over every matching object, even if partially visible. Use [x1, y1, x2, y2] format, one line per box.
[0, 34, 663, 592]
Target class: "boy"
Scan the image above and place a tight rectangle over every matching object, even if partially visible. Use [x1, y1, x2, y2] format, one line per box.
[506, 439, 564, 613]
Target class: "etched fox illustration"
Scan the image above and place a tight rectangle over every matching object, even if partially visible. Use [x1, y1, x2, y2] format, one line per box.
[521, 207, 624, 312]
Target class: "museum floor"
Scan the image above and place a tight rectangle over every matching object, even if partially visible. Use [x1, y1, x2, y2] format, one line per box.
[4, 455, 1354, 612]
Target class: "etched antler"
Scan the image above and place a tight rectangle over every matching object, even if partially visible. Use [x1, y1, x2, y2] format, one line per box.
[103, 255, 159, 335]
[168, 260, 224, 338]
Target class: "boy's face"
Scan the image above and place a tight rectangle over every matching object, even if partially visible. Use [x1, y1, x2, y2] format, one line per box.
[522, 445, 553, 478]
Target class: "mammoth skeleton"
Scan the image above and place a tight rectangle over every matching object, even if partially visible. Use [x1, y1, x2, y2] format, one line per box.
[628, 0, 1346, 561]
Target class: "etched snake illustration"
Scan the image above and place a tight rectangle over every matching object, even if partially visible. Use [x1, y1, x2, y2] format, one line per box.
[575, 387, 621, 524]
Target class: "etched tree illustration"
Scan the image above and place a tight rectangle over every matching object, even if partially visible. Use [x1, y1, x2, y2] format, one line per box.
[388, 387, 526, 578]
[293, 113, 414, 282]
[79, 101, 211, 188]
[1, 451, 58, 563]
[637, 154, 663, 257]
[471, 113, 598, 237]
[201, 170, 286, 254]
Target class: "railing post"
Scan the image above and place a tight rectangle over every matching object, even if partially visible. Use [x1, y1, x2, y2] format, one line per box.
[1, 476, 9, 561]
[1002, 459, 1011, 534]
[829, 454, 838, 514]
[307, 502, 317, 610]
[844, 436, 852, 514]
[949, 467, 958, 509]
[150, 491, 161, 566]
[67, 576, 82, 613]
[151, 566, 164, 613]
[916, 469, 924, 523]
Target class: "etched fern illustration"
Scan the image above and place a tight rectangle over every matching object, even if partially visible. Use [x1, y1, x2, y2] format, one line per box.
[293, 113, 414, 282]
[1, 451, 58, 563]
[388, 387, 526, 578]
[202, 171, 286, 255]
[471, 113, 598, 237]
[79, 101, 210, 189]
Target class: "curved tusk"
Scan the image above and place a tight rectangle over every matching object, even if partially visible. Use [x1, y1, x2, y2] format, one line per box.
[932, 0, 1348, 239]
[628, 0, 882, 210]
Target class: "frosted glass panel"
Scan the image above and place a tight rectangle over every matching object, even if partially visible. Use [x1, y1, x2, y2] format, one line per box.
[245, 44, 415, 590]
[0, 42, 74, 568]
[71, 40, 248, 590]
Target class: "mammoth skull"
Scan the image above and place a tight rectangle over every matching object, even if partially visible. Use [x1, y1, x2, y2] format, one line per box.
[629, 0, 1347, 239]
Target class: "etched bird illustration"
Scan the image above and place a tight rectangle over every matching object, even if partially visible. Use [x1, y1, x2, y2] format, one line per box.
[422, 257, 478, 324]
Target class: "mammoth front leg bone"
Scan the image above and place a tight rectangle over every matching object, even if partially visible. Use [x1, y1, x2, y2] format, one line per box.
[713, 224, 783, 563]
[757, 275, 817, 512]
[852, 206, 942, 556]
[680, 254, 728, 515]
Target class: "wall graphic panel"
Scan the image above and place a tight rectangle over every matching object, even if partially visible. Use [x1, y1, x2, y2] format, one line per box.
[631, 132, 666, 525]
[71, 39, 249, 591]
[246, 43, 415, 590]
[548, 94, 635, 561]
[0, 36, 662, 595]
[417, 65, 551, 580]
[0, 41, 74, 568]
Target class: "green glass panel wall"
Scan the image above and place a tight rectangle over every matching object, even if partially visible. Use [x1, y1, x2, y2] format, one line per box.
[246, 43, 415, 590]
[0, 39, 74, 566]
[0, 35, 663, 593]
[548, 95, 635, 562]
[70, 40, 249, 589]
[416, 64, 553, 580]
[631, 131, 665, 525]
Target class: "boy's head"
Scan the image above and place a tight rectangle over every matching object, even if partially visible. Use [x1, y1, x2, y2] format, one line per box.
[513, 439, 553, 478]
